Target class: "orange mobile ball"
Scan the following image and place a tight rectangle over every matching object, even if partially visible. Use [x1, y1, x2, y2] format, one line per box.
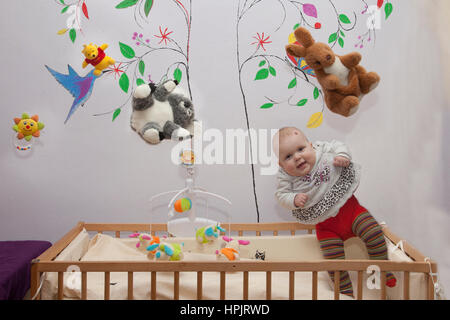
[174, 198, 192, 213]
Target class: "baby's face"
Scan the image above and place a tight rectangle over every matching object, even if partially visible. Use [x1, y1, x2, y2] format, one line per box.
[278, 131, 316, 177]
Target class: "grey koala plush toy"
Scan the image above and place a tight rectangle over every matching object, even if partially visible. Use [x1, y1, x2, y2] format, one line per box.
[131, 79, 195, 144]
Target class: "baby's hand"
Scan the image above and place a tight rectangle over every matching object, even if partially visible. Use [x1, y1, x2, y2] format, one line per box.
[294, 193, 308, 208]
[333, 156, 350, 167]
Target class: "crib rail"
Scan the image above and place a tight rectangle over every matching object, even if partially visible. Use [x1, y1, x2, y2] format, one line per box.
[30, 221, 438, 301]
[34, 260, 436, 301]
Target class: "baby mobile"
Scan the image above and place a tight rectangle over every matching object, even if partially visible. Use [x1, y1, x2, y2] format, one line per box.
[48, 0, 193, 125]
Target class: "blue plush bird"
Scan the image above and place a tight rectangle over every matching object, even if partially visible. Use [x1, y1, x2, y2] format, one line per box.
[45, 65, 99, 124]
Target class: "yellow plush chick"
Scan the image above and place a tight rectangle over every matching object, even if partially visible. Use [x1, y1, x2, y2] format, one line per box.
[82, 43, 115, 76]
[13, 113, 45, 141]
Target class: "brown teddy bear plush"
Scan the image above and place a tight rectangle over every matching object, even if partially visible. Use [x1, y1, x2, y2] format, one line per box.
[286, 27, 380, 117]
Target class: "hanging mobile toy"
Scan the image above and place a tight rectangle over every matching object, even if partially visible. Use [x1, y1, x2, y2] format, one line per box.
[12, 113, 45, 151]
[149, 148, 232, 238]
[174, 197, 192, 213]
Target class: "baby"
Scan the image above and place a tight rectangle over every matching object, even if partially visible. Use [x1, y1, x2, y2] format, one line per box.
[274, 127, 396, 296]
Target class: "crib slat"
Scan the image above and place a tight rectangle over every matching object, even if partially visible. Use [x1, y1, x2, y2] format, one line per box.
[290, 230, 295, 236]
[238, 230, 243, 236]
[104, 272, 110, 300]
[334, 271, 340, 300]
[256, 231, 261, 236]
[403, 271, 410, 300]
[266, 271, 272, 300]
[81, 271, 87, 300]
[273, 231, 278, 236]
[115, 231, 120, 238]
[312, 271, 318, 300]
[57, 272, 64, 300]
[289, 271, 295, 300]
[197, 272, 203, 300]
[151, 272, 157, 300]
[174, 272, 180, 300]
[357, 270, 363, 300]
[380, 271, 386, 300]
[220, 272, 226, 300]
[128, 272, 134, 300]
[243, 271, 249, 300]
[426, 273, 435, 300]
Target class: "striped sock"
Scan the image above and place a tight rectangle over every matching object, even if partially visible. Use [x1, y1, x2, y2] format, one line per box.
[352, 212, 397, 287]
[319, 238, 354, 296]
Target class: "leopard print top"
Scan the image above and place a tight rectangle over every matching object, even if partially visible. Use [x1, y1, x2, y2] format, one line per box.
[292, 163, 358, 224]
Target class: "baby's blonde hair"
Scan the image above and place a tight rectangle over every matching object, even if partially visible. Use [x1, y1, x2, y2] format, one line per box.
[272, 127, 308, 158]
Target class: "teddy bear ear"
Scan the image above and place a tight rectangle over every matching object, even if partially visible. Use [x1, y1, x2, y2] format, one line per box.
[294, 27, 315, 48]
[286, 44, 306, 58]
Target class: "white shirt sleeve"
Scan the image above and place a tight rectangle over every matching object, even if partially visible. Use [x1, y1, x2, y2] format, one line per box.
[316, 140, 352, 160]
[275, 174, 298, 210]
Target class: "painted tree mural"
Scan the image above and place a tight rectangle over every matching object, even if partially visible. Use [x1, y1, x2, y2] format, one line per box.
[236, 0, 395, 221]
[48, 0, 395, 222]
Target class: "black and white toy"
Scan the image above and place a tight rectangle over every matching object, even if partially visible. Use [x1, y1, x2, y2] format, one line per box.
[131, 79, 196, 144]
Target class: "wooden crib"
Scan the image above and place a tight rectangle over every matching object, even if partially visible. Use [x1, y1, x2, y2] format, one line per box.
[30, 221, 438, 300]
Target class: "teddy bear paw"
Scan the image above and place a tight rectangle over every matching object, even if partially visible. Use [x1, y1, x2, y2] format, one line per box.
[142, 128, 161, 144]
[134, 84, 151, 99]
[171, 127, 192, 141]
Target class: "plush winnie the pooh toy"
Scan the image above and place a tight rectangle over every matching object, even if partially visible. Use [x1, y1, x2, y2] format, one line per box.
[82, 43, 115, 76]
[286, 27, 380, 117]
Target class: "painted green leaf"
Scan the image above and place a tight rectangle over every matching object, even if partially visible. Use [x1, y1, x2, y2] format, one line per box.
[112, 108, 121, 121]
[269, 66, 276, 77]
[328, 32, 337, 43]
[339, 14, 351, 24]
[173, 68, 182, 82]
[119, 42, 135, 59]
[313, 87, 319, 100]
[338, 37, 344, 48]
[260, 103, 274, 109]
[139, 60, 145, 76]
[297, 99, 308, 106]
[340, 30, 345, 38]
[385, 3, 393, 19]
[119, 73, 130, 93]
[255, 68, 269, 80]
[293, 23, 300, 30]
[259, 60, 266, 67]
[61, 6, 69, 14]
[69, 28, 76, 43]
[136, 78, 145, 86]
[115, 0, 139, 9]
[288, 78, 297, 89]
[144, 0, 153, 17]
[59, 0, 65, 4]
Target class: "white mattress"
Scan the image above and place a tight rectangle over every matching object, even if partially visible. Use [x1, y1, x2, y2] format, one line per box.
[40, 229, 427, 300]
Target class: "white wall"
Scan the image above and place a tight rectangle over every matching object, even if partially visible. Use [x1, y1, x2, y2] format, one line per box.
[1, 0, 448, 293]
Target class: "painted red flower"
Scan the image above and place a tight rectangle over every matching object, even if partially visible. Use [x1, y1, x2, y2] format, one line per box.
[154, 26, 173, 45]
[108, 63, 124, 80]
[251, 32, 272, 51]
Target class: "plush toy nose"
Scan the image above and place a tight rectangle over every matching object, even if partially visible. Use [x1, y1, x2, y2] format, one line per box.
[26, 125, 30, 129]
[173, 80, 179, 85]
[326, 54, 332, 61]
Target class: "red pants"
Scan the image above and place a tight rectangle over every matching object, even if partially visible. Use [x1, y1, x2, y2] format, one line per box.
[315, 195, 368, 241]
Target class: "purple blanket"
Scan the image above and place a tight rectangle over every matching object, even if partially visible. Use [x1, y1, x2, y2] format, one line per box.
[0, 241, 52, 300]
